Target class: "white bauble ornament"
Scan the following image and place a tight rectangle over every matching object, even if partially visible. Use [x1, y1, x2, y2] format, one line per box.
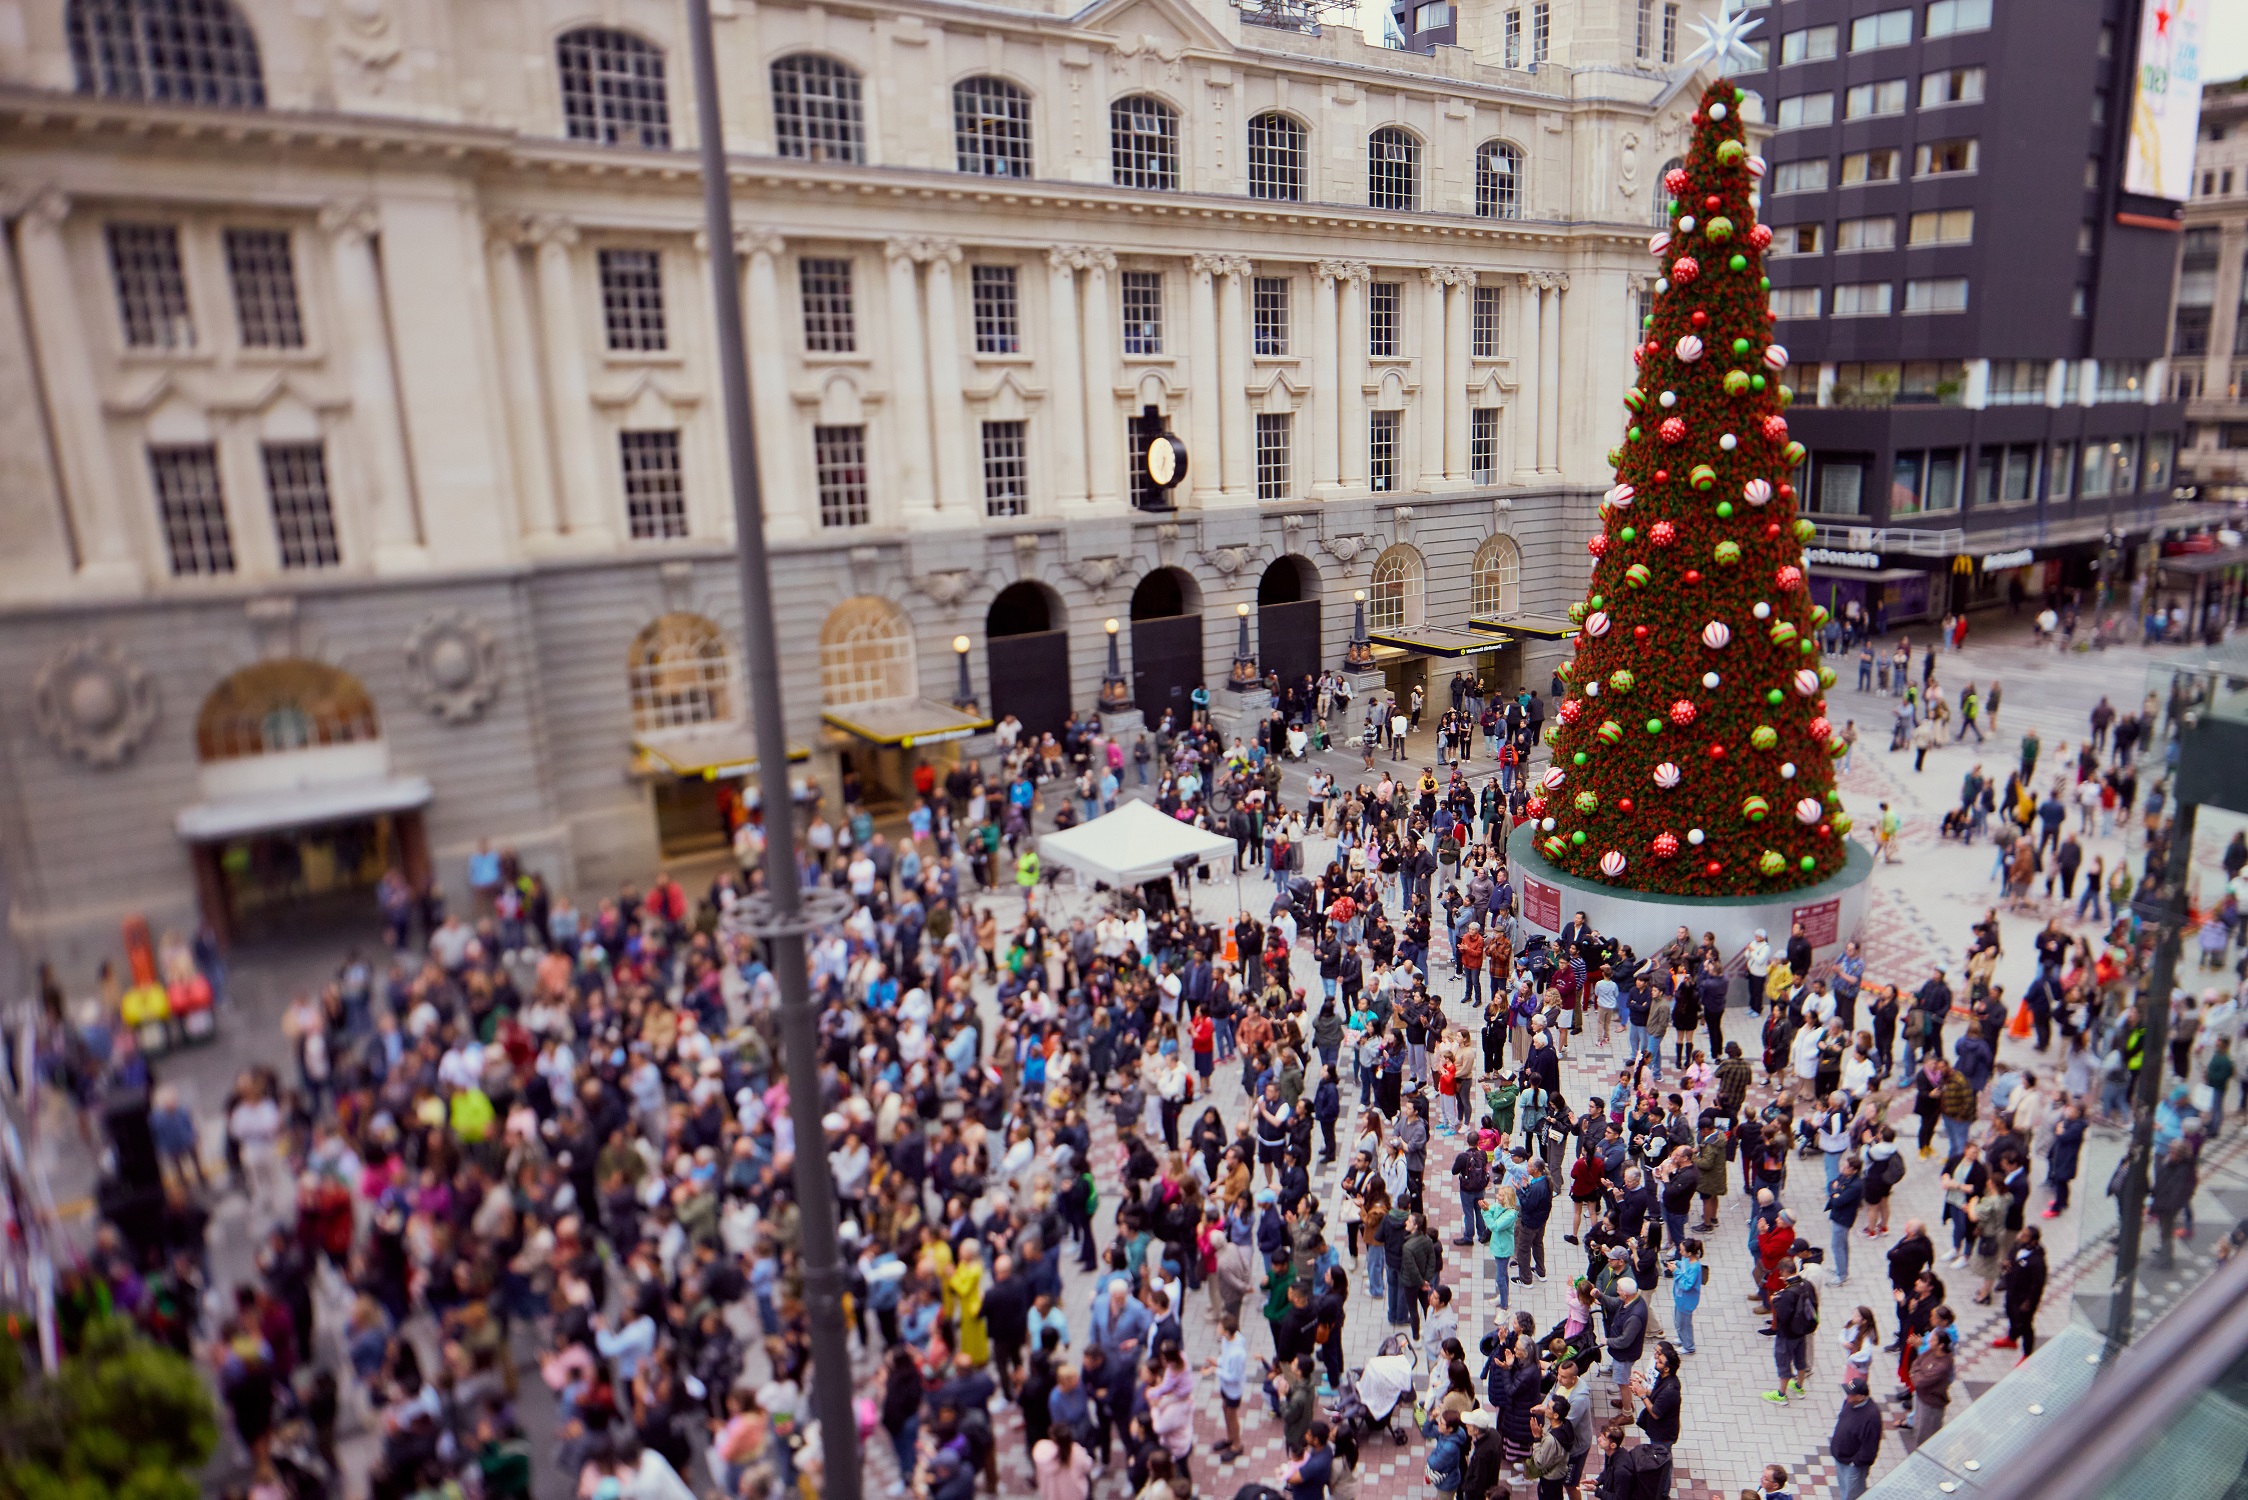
[1542, 817, 1557, 832]
[1585, 680, 1602, 697]
[1659, 390, 1678, 408]
[1744, 479, 1773, 506]
[1702, 672, 1720, 689]
[1780, 762, 1799, 779]
[1719, 433, 1739, 451]
[1653, 762, 1682, 789]
[1607, 482, 1636, 507]
[1650, 232, 1673, 256]
[1656, 278, 1670, 293]
[1676, 336, 1705, 363]
[1679, 215, 1698, 233]
[1686, 828, 1706, 846]
[1794, 669, 1821, 696]
[1600, 851, 1628, 877]
[1585, 611, 1612, 637]
[1701, 621, 1732, 649]
[1795, 797, 1823, 825]
[1753, 602, 1771, 620]
[1709, 101, 1729, 119]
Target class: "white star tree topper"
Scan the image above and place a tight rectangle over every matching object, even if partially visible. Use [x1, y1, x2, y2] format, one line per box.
[1677, 0, 1765, 74]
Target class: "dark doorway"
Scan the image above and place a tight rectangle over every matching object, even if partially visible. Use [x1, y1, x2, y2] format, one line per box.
[1130, 568, 1204, 725]
[1258, 555, 1323, 688]
[987, 582, 1070, 738]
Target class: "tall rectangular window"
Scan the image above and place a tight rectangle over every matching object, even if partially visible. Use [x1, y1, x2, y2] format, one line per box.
[981, 420, 1029, 517]
[971, 265, 1019, 354]
[1472, 285, 1501, 357]
[799, 257, 856, 352]
[1121, 270, 1164, 355]
[620, 429, 687, 539]
[1256, 413, 1292, 500]
[814, 425, 869, 527]
[1532, 2, 1550, 62]
[1253, 277, 1291, 356]
[261, 442, 338, 568]
[107, 223, 193, 349]
[1369, 410, 1399, 492]
[1661, 2, 1679, 63]
[1636, 0, 1652, 57]
[1849, 8, 1911, 50]
[1368, 281, 1400, 358]
[598, 248, 668, 352]
[223, 229, 304, 350]
[1503, 11, 1521, 68]
[148, 444, 234, 575]
[1815, 459, 1865, 515]
[1469, 408, 1498, 483]
[2047, 441, 2075, 499]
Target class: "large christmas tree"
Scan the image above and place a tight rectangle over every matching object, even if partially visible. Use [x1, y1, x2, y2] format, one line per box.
[1527, 73, 1848, 898]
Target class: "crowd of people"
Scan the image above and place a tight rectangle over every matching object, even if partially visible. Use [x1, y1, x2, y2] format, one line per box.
[23, 606, 2245, 1500]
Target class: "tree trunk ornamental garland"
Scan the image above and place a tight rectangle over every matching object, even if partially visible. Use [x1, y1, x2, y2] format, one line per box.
[1528, 79, 1848, 897]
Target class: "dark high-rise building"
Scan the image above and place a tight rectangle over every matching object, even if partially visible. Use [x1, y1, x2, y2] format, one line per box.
[1737, 0, 2197, 623]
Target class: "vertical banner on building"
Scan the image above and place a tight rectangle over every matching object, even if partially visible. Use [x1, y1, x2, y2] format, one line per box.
[2124, 0, 2204, 201]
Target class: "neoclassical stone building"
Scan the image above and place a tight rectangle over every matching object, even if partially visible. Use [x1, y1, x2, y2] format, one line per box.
[0, 0, 1737, 963]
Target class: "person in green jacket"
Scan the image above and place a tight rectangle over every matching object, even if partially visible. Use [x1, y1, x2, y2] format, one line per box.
[1486, 1077, 1521, 1138]
[1485, 1184, 1521, 1310]
[1261, 1250, 1296, 1359]
[2208, 1039, 2237, 1135]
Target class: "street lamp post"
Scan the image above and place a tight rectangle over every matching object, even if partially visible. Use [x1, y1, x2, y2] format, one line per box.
[1099, 618, 1132, 712]
[685, 6, 859, 1498]
[952, 634, 977, 712]
[1228, 601, 1260, 690]
[1346, 588, 1376, 670]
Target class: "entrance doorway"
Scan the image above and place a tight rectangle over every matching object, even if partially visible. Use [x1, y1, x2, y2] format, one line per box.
[987, 582, 1071, 738]
[188, 809, 430, 946]
[1130, 568, 1204, 725]
[1258, 555, 1323, 688]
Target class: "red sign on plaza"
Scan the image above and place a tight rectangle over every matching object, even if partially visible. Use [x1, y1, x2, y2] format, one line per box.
[1792, 897, 1842, 948]
[1523, 875, 1562, 932]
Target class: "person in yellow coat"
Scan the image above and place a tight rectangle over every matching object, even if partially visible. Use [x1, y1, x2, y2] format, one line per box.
[948, 1238, 992, 1367]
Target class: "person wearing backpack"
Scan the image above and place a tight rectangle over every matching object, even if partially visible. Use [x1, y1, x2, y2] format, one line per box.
[1424, 1408, 1471, 1493]
[1762, 1260, 1820, 1403]
[1451, 1138, 1491, 1247]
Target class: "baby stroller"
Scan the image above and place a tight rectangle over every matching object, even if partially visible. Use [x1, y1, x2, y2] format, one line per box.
[1332, 1332, 1419, 1446]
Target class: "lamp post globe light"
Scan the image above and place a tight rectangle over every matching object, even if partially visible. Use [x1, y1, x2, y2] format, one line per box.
[1347, 587, 1376, 670]
[952, 634, 977, 712]
[1099, 617, 1132, 713]
[1228, 601, 1260, 690]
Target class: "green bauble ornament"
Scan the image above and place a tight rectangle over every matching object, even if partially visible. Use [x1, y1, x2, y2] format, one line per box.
[1818, 665, 1838, 687]
[1800, 639, 1819, 656]
[1751, 725, 1779, 750]
[1717, 139, 1745, 164]
[1569, 601, 1588, 623]
[1795, 519, 1819, 543]
[1761, 276, 1771, 290]
[1742, 795, 1770, 822]
[1704, 216, 1734, 241]
[1691, 464, 1718, 490]
[1625, 563, 1652, 588]
[1628, 426, 1643, 442]
[1716, 501, 1735, 519]
[1765, 688, 1784, 706]
[1759, 850, 1787, 876]
[1724, 371, 1751, 395]
[1572, 750, 1588, 765]
[1574, 791, 1599, 813]
[1713, 540, 1741, 564]
[1730, 253, 1748, 271]
[1809, 605, 1830, 627]
[1597, 720, 1624, 745]
[1545, 724, 1563, 745]
[1800, 855, 1817, 872]
[1591, 595, 1606, 609]
[1609, 669, 1635, 692]
[1832, 812, 1854, 835]
[1752, 374, 1768, 392]
[1619, 526, 1637, 543]
[1571, 830, 1588, 846]
[1625, 388, 1647, 412]
[1777, 385, 1793, 407]
[1769, 621, 1798, 645]
[1732, 338, 1751, 356]
[1645, 718, 1663, 734]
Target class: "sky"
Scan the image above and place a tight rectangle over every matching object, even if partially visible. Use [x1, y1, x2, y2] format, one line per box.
[2211, 2, 2248, 86]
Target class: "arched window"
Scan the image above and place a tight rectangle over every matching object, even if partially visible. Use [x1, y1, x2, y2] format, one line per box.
[772, 54, 865, 165]
[628, 614, 735, 734]
[68, 0, 265, 109]
[1471, 534, 1522, 618]
[1247, 112, 1306, 201]
[1368, 544, 1426, 633]
[195, 660, 377, 762]
[1477, 141, 1524, 219]
[819, 597, 918, 708]
[1368, 127, 1420, 212]
[557, 28, 670, 148]
[1110, 95, 1178, 191]
[1654, 155, 1684, 227]
[954, 76, 1032, 178]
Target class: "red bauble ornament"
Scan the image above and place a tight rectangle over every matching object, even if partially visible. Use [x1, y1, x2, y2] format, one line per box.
[1653, 469, 1670, 484]
[1764, 522, 1783, 540]
[1707, 742, 1726, 759]
[1690, 112, 1704, 125]
[1705, 860, 1723, 877]
[1818, 823, 1833, 838]
[1588, 535, 1610, 558]
[1650, 521, 1677, 546]
[1683, 569, 1702, 584]
[1633, 627, 1651, 645]
[1670, 257, 1701, 285]
[1690, 309, 1710, 329]
[1703, 194, 1722, 211]
[1747, 223, 1774, 249]
[1659, 417, 1687, 444]
[1808, 716, 1833, 741]
[1775, 565, 1804, 591]
[1618, 798, 1635, 814]
[1664, 167, 1691, 195]
[1763, 414, 1791, 443]
[1777, 482, 1796, 502]
[1651, 832, 1680, 859]
[1558, 698, 1583, 723]
[1526, 795, 1548, 819]
[1668, 699, 1697, 725]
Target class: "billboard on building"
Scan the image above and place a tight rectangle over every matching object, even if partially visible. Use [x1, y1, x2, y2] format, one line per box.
[2124, 0, 2205, 201]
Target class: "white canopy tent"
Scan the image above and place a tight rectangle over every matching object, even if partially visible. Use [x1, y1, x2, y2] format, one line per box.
[1036, 799, 1236, 887]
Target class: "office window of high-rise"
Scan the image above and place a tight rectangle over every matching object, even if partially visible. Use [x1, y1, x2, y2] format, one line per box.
[1470, 408, 1499, 484]
[108, 223, 194, 349]
[598, 248, 668, 352]
[2071, 286, 2089, 318]
[1907, 209, 1975, 246]
[1369, 411, 1399, 492]
[1771, 159, 1831, 194]
[262, 442, 339, 568]
[1986, 360, 2050, 406]
[1503, 10, 1521, 68]
[971, 265, 1019, 354]
[1247, 112, 1307, 202]
[149, 444, 234, 575]
[1841, 149, 1901, 185]
[1776, 93, 1835, 130]
[1772, 224, 1825, 257]
[1532, 2, 1551, 63]
[1780, 25, 1837, 64]
[1831, 282, 1893, 318]
[1849, 9, 1911, 51]
[2175, 229, 2218, 356]
[2091, 93, 2108, 126]
[1255, 413, 1292, 500]
[1254, 277, 1291, 356]
[799, 257, 856, 352]
[1813, 458, 1865, 516]
[2084, 157, 2102, 190]
[1920, 66, 1985, 108]
[1914, 138, 1979, 176]
[1368, 281, 1400, 358]
[1836, 217, 1897, 252]
[1769, 286, 1822, 319]
[1924, 0, 1992, 39]
[619, 429, 688, 540]
[1904, 278, 1969, 315]
[1121, 270, 1164, 355]
[1845, 80, 1907, 119]
[814, 425, 870, 527]
[1725, 39, 1770, 74]
[981, 420, 1029, 517]
[2096, 361, 2147, 402]
[223, 228, 304, 350]
[1472, 285, 1501, 357]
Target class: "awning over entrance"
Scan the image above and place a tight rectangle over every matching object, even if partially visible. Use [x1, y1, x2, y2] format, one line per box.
[633, 731, 812, 780]
[175, 774, 433, 842]
[1369, 625, 1511, 659]
[1472, 613, 1575, 640]
[2157, 544, 2248, 578]
[1807, 566, 1929, 585]
[821, 699, 994, 749]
